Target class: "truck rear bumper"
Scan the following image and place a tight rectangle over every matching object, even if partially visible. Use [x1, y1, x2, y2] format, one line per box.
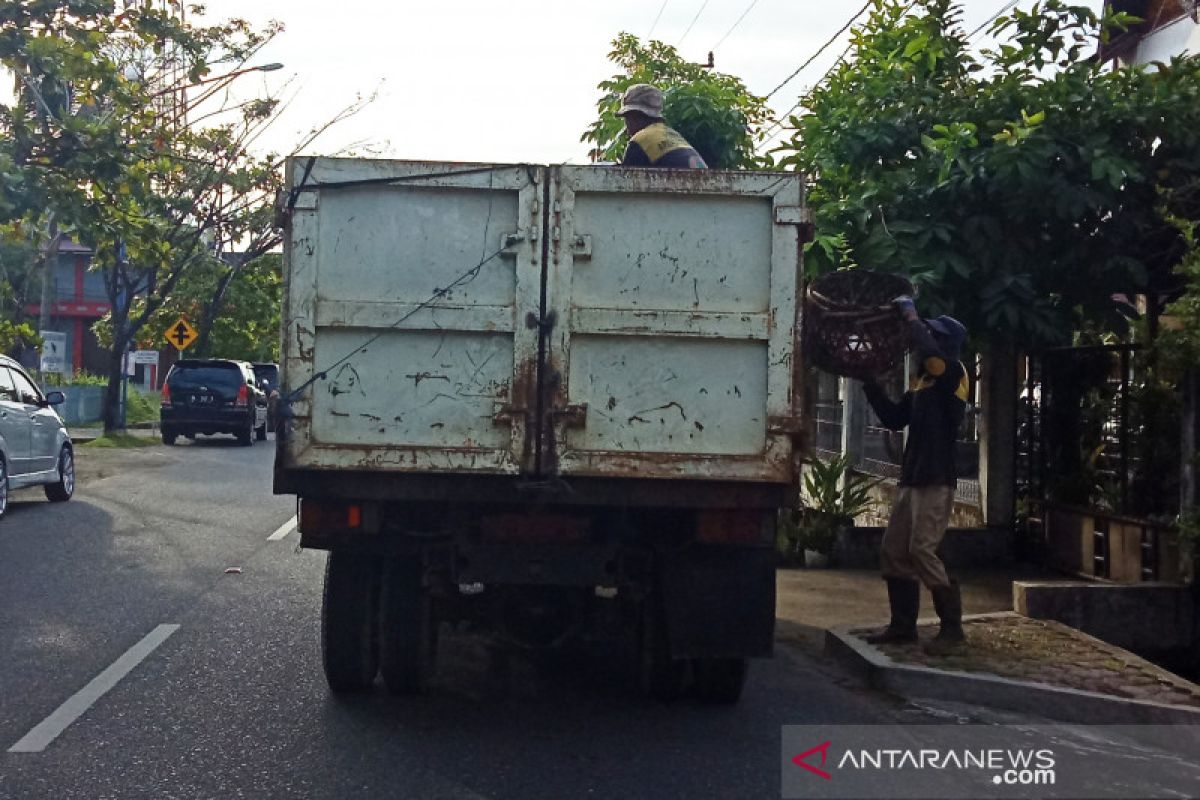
[275, 468, 789, 510]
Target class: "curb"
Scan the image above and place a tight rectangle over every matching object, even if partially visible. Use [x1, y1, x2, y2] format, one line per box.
[825, 612, 1200, 725]
[69, 423, 158, 445]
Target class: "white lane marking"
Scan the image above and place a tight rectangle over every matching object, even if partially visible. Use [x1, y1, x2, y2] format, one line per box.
[268, 516, 297, 542]
[8, 624, 180, 753]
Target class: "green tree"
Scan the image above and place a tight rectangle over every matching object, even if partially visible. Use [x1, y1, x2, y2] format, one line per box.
[1158, 181, 1200, 373]
[777, 0, 1200, 347]
[130, 252, 281, 362]
[0, 234, 38, 324]
[582, 33, 772, 169]
[0, 319, 39, 356]
[0, 1, 284, 430]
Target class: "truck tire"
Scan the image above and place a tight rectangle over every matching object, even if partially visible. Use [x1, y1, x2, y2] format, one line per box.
[638, 597, 686, 702]
[321, 551, 380, 694]
[692, 658, 748, 704]
[162, 430, 177, 446]
[378, 557, 437, 695]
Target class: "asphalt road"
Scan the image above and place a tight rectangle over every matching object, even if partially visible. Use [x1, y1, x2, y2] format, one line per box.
[1, 437, 1197, 800]
[0, 435, 911, 799]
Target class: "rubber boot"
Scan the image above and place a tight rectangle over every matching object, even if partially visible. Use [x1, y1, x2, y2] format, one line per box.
[924, 580, 966, 655]
[864, 578, 919, 645]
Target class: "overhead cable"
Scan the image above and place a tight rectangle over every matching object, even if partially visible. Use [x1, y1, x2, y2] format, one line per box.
[758, 42, 853, 144]
[648, 0, 671, 39]
[712, 0, 764, 51]
[678, 0, 713, 44]
[966, 0, 1019, 40]
[764, 0, 871, 99]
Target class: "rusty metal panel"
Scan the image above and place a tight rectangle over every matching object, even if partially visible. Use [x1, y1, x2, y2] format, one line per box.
[546, 166, 803, 483]
[279, 158, 541, 475]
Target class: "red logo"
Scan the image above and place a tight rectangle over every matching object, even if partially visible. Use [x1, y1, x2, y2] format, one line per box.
[792, 741, 833, 780]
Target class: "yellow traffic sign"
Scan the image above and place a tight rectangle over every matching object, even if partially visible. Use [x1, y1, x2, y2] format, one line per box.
[167, 317, 198, 351]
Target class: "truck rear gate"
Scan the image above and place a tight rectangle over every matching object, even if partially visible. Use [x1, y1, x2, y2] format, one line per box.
[277, 159, 805, 496]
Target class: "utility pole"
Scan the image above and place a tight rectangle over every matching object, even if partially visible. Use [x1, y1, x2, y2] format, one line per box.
[38, 213, 62, 379]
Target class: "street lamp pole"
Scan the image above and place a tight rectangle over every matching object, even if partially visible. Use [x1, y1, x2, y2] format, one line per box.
[151, 62, 284, 129]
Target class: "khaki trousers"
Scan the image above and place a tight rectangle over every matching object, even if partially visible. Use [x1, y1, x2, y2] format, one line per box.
[881, 485, 955, 589]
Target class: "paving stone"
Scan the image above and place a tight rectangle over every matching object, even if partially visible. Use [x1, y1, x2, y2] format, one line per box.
[858, 614, 1200, 708]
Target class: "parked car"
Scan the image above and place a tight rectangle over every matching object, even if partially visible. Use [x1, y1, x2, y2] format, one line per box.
[0, 354, 74, 518]
[251, 362, 280, 433]
[160, 359, 268, 446]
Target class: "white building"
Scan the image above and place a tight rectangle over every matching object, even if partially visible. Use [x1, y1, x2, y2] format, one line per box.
[1101, 0, 1199, 64]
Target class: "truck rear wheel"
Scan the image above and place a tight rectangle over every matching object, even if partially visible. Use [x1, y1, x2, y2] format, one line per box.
[379, 556, 437, 695]
[692, 657, 748, 704]
[321, 551, 380, 694]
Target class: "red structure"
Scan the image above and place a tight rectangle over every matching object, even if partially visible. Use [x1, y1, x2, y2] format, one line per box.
[26, 239, 112, 376]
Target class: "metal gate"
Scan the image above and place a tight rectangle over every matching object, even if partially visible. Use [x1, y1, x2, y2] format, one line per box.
[543, 166, 805, 482]
[282, 159, 805, 486]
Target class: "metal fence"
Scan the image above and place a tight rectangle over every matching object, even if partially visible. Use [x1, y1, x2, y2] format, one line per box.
[812, 355, 982, 506]
[1018, 343, 1179, 520]
[40, 385, 105, 426]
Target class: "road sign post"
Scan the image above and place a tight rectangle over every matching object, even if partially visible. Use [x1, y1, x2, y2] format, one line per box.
[39, 331, 67, 375]
[120, 355, 128, 430]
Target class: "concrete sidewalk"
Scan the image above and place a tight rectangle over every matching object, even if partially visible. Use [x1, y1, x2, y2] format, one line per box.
[781, 566, 1200, 723]
[775, 565, 1064, 652]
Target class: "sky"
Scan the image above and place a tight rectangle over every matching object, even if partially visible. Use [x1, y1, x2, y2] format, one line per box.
[192, 0, 1102, 165]
[7, 0, 1102, 165]
[186, 0, 1112, 164]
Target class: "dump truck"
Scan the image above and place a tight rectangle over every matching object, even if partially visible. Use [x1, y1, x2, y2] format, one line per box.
[274, 157, 809, 703]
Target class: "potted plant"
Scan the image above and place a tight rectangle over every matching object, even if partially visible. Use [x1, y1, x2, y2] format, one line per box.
[796, 453, 881, 567]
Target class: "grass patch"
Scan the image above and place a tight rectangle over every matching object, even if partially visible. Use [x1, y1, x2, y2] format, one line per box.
[82, 433, 159, 448]
[125, 389, 160, 425]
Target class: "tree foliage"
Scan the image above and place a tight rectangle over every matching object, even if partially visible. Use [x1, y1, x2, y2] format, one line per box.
[778, 0, 1200, 347]
[1157, 180, 1200, 375]
[0, 235, 38, 323]
[582, 33, 772, 169]
[0, 1, 285, 428]
[123, 253, 281, 362]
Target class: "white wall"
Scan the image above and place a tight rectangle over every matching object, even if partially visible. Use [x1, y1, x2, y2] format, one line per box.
[1135, 15, 1200, 63]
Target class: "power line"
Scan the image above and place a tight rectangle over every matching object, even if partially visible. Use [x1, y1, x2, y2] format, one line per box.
[966, 0, 1019, 40]
[764, 0, 871, 100]
[759, 41, 853, 144]
[759, 0, 919, 147]
[647, 0, 670, 39]
[678, 0, 712, 45]
[712, 0, 764, 51]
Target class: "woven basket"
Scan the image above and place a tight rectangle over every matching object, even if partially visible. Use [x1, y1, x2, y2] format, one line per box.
[804, 270, 913, 380]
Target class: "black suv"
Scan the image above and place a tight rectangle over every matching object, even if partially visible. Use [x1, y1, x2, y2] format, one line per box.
[160, 359, 268, 446]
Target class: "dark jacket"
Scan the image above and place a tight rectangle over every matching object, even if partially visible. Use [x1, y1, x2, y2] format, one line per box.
[862, 320, 968, 488]
[621, 122, 707, 169]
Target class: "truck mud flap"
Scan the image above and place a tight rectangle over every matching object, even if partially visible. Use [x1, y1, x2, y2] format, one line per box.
[660, 546, 776, 659]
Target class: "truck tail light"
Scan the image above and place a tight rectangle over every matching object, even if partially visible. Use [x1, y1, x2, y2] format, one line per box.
[300, 499, 363, 535]
[696, 509, 765, 545]
[235, 384, 249, 407]
[160, 383, 171, 406]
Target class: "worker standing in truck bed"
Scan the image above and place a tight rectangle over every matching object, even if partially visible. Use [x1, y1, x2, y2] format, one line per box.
[617, 84, 708, 170]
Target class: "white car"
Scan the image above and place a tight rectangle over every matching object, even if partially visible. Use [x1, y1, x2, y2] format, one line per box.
[0, 354, 74, 518]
